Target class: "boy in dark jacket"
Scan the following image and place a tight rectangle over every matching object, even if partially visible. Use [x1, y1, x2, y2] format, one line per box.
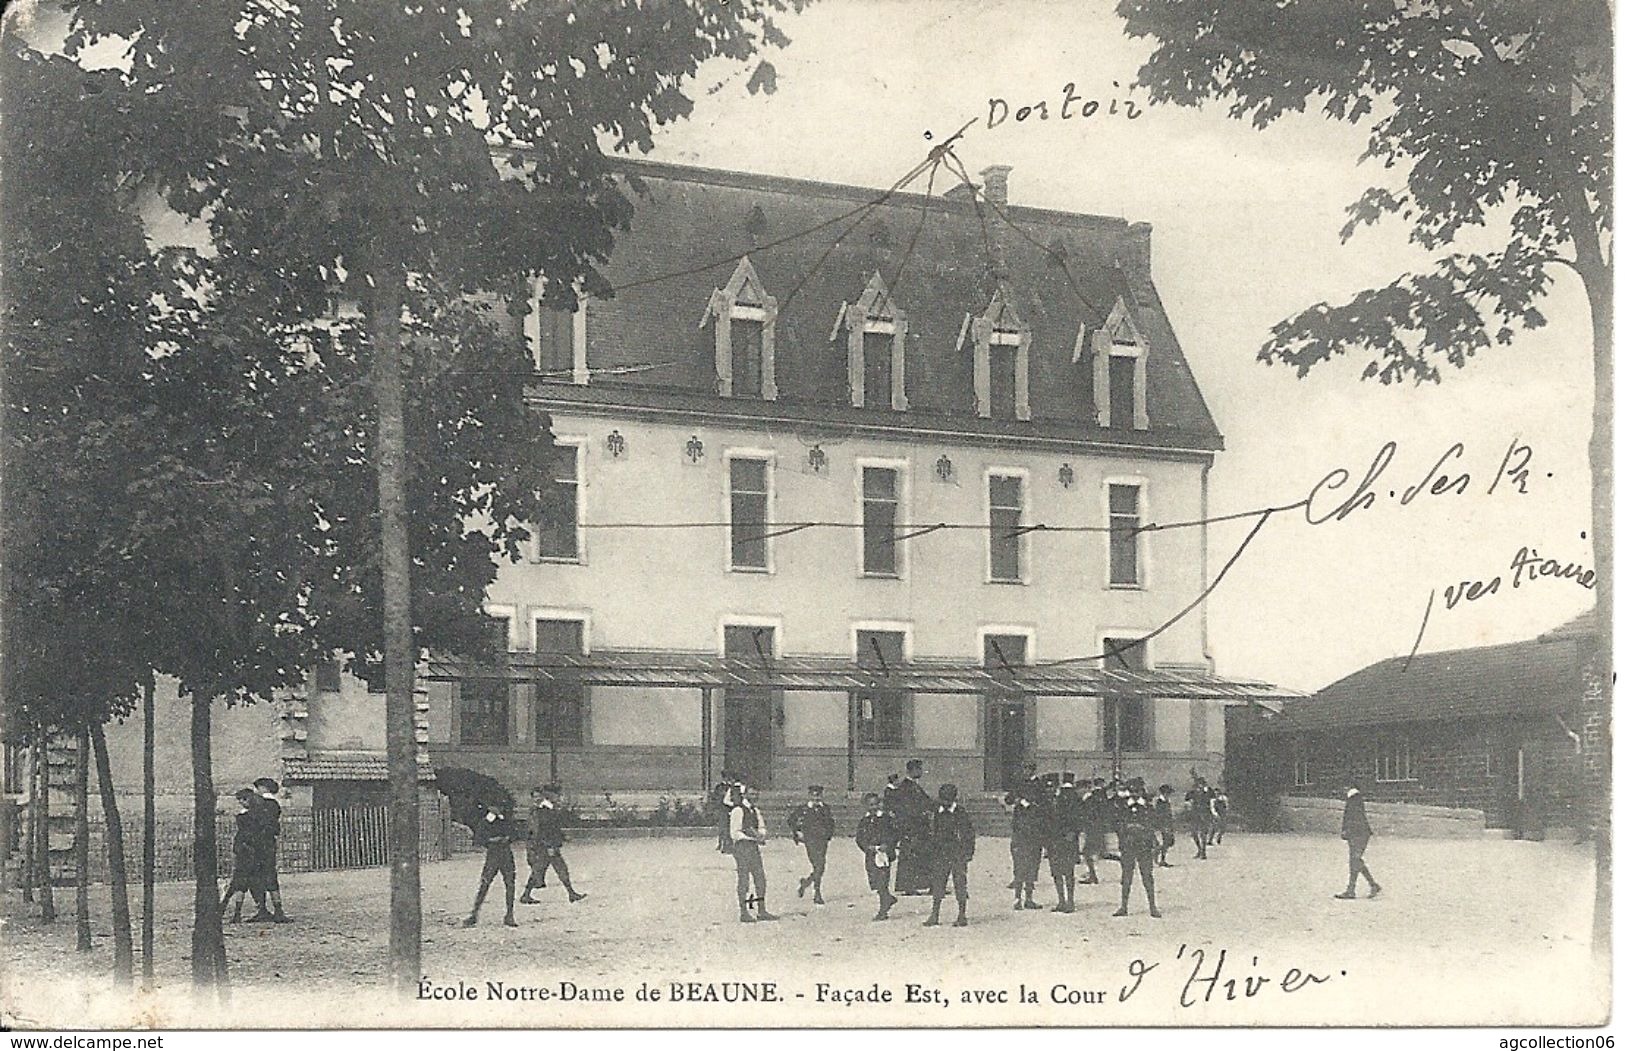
[1114, 780, 1162, 918]
[465, 802, 520, 927]
[1048, 774, 1082, 913]
[855, 792, 900, 920]
[520, 783, 586, 904]
[788, 784, 836, 905]
[1153, 784, 1176, 867]
[924, 783, 975, 928]
[1009, 785, 1046, 911]
[248, 777, 291, 923]
[221, 788, 268, 923]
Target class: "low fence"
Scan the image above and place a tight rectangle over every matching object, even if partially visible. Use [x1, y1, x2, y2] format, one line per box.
[22, 799, 454, 886]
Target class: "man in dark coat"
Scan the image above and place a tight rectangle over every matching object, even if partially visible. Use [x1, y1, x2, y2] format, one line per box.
[855, 791, 900, 920]
[924, 783, 975, 927]
[1335, 782, 1382, 899]
[789, 783, 837, 905]
[891, 759, 934, 895]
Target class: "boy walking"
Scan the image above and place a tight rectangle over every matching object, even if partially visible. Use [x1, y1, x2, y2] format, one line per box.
[924, 783, 975, 928]
[249, 777, 291, 923]
[464, 802, 520, 927]
[221, 788, 268, 923]
[730, 782, 778, 923]
[520, 783, 586, 905]
[789, 784, 836, 905]
[855, 792, 899, 920]
[1335, 781, 1382, 900]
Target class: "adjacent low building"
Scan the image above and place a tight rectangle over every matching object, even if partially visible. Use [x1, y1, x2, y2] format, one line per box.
[1228, 610, 1598, 833]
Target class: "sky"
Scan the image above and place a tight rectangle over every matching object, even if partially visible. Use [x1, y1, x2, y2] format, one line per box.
[642, 0, 1599, 692]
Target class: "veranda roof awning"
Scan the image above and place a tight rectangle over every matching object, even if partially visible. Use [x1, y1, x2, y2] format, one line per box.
[422, 649, 1300, 702]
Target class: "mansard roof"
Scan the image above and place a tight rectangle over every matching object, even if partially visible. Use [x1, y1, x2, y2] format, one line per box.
[560, 157, 1223, 453]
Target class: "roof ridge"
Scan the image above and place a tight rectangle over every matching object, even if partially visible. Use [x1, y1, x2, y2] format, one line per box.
[604, 155, 1135, 234]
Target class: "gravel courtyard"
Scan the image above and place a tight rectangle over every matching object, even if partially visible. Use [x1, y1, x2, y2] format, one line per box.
[0, 832, 1607, 1028]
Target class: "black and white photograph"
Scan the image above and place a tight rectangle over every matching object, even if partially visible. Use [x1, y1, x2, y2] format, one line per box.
[0, 0, 1612, 1033]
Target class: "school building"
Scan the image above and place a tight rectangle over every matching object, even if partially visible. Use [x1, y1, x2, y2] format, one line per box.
[423, 158, 1295, 800]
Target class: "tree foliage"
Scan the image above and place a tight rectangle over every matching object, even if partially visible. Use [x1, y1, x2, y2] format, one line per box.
[1117, 0, 1611, 382]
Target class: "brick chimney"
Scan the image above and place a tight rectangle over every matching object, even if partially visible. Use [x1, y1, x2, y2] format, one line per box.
[980, 165, 1012, 207]
[1121, 221, 1152, 275]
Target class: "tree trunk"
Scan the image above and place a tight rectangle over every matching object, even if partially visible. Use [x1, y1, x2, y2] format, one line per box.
[35, 729, 55, 922]
[1581, 259, 1611, 959]
[189, 695, 226, 993]
[21, 740, 35, 904]
[369, 266, 421, 992]
[74, 726, 90, 952]
[91, 722, 134, 984]
[142, 670, 155, 983]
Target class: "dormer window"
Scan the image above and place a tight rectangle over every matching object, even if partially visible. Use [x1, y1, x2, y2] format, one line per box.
[833, 272, 908, 411]
[1078, 297, 1148, 430]
[526, 277, 588, 384]
[962, 290, 1030, 421]
[703, 256, 778, 400]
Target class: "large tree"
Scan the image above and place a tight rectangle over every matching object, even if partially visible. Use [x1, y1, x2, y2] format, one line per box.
[1117, 0, 1611, 940]
[49, 0, 808, 993]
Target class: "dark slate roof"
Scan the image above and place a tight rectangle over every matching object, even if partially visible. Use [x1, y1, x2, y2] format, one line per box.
[284, 755, 436, 783]
[552, 158, 1222, 453]
[1539, 607, 1599, 641]
[1245, 634, 1584, 735]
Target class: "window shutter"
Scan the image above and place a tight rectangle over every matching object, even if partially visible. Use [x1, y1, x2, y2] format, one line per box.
[1091, 329, 1110, 426]
[1133, 353, 1150, 430]
[972, 317, 993, 418]
[845, 305, 865, 407]
[891, 316, 910, 410]
[1015, 331, 1031, 421]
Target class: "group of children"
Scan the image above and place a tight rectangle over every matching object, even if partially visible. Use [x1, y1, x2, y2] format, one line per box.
[220, 777, 292, 924]
[464, 783, 588, 927]
[713, 762, 1234, 927]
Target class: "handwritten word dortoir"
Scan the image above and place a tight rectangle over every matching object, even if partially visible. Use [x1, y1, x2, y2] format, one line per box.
[986, 82, 1143, 127]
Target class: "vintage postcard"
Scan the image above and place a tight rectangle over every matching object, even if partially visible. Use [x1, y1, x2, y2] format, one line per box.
[0, 0, 1611, 1033]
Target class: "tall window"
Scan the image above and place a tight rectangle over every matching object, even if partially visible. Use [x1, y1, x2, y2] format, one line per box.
[989, 474, 1024, 583]
[1108, 483, 1143, 586]
[534, 619, 586, 746]
[862, 466, 900, 577]
[1101, 636, 1148, 753]
[729, 457, 770, 571]
[863, 332, 894, 410]
[1374, 738, 1414, 782]
[3, 742, 24, 795]
[1292, 738, 1313, 788]
[1109, 353, 1137, 429]
[539, 443, 581, 562]
[989, 342, 1019, 420]
[731, 318, 765, 398]
[460, 616, 512, 746]
[856, 630, 907, 749]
